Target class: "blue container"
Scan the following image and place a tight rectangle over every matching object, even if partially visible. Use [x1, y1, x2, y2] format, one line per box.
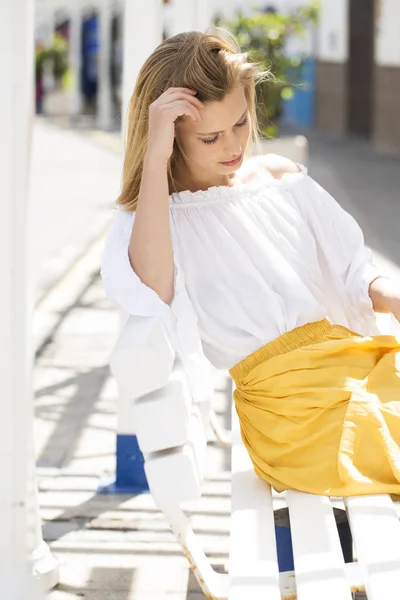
[98, 434, 150, 494]
[283, 58, 315, 128]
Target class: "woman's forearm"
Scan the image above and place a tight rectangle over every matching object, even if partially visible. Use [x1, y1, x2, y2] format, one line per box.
[129, 154, 174, 305]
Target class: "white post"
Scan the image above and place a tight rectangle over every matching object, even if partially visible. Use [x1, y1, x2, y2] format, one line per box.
[29, 450, 59, 589]
[68, 2, 83, 122]
[0, 0, 45, 597]
[122, 0, 164, 128]
[100, 0, 164, 493]
[36, 5, 56, 93]
[169, 0, 213, 36]
[217, 0, 236, 22]
[97, 0, 114, 129]
[169, 0, 196, 36]
[195, 0, 212, 32]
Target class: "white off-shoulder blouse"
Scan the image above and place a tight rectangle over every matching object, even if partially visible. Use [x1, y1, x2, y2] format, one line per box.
[100, 163, 382, 400]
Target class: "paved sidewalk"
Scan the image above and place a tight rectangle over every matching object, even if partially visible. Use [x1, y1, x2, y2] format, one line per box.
[31, 118, 121, 304]
[35, 118, 400, 599]
[304, 129, 400, 270]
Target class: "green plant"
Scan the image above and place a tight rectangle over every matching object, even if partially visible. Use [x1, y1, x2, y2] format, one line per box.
[35, 33, 68, 83]
[223, 2, 319, 137]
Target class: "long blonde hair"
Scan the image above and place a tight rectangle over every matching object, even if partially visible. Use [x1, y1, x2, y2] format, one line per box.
[117, 29, 268, 212]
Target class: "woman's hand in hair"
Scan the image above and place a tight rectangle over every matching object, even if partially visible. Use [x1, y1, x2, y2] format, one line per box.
[147, 88, 203, 165]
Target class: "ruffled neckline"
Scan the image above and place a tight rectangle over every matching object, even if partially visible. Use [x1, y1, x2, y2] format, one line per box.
[169, 163, 308, 204]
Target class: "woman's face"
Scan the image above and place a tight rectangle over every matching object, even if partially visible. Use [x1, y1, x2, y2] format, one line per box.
[174, 86, 250, 187]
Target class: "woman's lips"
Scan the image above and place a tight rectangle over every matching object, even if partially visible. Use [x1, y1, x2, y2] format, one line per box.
[220, 154, 242, 167]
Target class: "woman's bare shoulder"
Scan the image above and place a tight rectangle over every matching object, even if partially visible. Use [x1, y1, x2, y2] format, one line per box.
[237, 153, 300, 184]
[258, 153, 300, 180]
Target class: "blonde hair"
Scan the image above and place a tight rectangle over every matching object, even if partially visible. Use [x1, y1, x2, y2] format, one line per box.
[117, 29, 268, 212]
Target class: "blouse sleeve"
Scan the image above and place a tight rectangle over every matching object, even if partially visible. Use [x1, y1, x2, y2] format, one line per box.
[100, 208, 215, 402]
[100, 208, 173, 318]
[292, 174, 381, 310]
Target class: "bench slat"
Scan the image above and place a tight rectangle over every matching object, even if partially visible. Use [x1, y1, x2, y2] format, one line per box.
[346, 494, 400, 599]
[229, 404, 282, 600]
[145, 406, 208, 505]
[110, 315, 175, 400]
[132, 367, 192, 453]
[145, 445, 202, 506]
[287, 491, 352, 600]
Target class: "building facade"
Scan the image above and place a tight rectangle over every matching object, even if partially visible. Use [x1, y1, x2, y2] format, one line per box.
[316, 0, 400, 153]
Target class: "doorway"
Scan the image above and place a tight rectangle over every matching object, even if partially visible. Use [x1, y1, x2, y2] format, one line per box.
[347, 0, 375, 138]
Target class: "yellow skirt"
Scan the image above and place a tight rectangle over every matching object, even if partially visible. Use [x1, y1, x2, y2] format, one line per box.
[229, 319, 400, 497]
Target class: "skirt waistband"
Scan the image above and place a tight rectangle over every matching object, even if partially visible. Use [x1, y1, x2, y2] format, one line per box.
[229, 319, 352, 385]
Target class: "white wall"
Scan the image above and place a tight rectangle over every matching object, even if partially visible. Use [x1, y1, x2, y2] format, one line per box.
[375, 0, 400, 66]
[317, 0, 348, 62]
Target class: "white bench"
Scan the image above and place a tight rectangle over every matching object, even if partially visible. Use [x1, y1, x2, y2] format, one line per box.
[110, 315, 400, 600]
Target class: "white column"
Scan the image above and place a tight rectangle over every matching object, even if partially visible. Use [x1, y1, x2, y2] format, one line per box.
[0, 0, 44, 597]
[35, 5, 55, 47]
[214, 0, 236, 22]
[122, 0, 163, 128]
[68, 3, 83, 121]
[169, 0, 196, 36]
[97, 0, 114, 129]
[317, 0, 349, 62]
[42, 9, 56, 93]
[112, 0, 164, 493]
[194, 0, 212, 31]
[29, 452, 59, 589]
[375, 0, 400, 66]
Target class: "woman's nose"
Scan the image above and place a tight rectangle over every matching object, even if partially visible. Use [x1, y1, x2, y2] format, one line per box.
[223, 131, 243, 157]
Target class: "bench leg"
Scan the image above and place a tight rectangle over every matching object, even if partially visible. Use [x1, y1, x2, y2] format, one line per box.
[275, 526, 294, 572]
[337, 521, 353, 563]
[160, 502, 229, 600]
[209, 410, 231, 447]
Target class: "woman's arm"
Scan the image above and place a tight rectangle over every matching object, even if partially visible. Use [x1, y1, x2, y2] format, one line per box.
[129, 87, 202, 306]
[129, 154, 174, 305]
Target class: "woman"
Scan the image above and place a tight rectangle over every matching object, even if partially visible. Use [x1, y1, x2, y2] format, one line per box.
[101, 30, 400, 498]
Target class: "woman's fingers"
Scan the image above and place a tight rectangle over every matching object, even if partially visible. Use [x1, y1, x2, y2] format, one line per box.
[164, 87, 197, 96]
[157, 90, 204, 112]
[166, 92, 204, 111]
[163, 100, 201, 122]
[147, 89, 201, 161]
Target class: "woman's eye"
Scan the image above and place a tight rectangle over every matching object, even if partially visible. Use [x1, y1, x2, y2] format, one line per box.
[202, 136, 219, 145]
[201, 117, 248, 145]
[236, 116, 249, 127]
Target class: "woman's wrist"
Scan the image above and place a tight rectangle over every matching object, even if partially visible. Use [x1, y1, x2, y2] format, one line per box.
[144, 149, 169, 171]
[368, 276, 400, 314]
